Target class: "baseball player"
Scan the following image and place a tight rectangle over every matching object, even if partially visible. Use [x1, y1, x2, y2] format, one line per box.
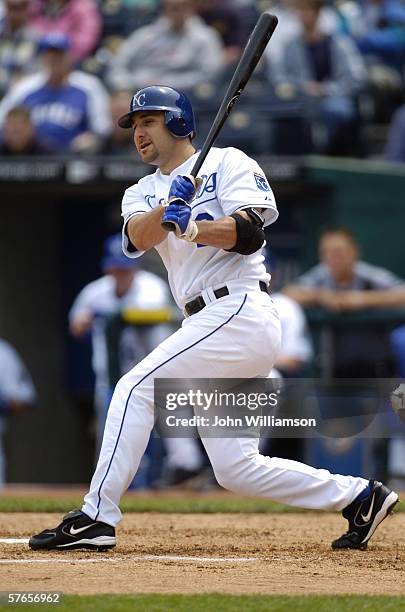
[30, 86, 398, 552]
[70, 233, 203, 484]
[69, 233, 172, 455]
[0, 338, 37, 485]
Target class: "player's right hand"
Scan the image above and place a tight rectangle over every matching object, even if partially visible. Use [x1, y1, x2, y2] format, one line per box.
[162, 201, 192, 236]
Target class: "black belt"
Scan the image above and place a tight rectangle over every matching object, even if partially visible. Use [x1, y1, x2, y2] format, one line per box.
[184, 281, 269, 317]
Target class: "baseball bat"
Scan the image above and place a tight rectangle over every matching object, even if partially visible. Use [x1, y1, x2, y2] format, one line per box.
[162, 12, 278, 231]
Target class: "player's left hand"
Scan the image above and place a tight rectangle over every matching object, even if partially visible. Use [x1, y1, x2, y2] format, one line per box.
[168, 174, 198, 205]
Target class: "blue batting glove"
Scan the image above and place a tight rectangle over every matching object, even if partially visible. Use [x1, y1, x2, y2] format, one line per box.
[162, 201, 192, 235]
[168, 175, 196, 205]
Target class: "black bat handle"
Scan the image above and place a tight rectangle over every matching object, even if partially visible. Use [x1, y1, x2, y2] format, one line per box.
[162, 12, 278, 231]
[190, 13, 278, 178]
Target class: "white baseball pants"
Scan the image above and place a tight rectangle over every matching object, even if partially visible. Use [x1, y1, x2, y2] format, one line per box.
[82, 285, 368, 526]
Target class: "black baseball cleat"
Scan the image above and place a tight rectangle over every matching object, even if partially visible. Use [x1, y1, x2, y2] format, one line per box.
[29, 509, 116, 552]
[331, 480, 399, 550]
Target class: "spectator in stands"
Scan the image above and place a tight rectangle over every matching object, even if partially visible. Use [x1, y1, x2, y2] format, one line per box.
[0, 106, 49, 154]
[0, 33, 112, 153]
[107, 0, 223, 93]
[283, 226, 405, 310]
[385, 104, 405, 162]
[69, 233, 172, 453]
[283, 225, 405, 476]
[29, 0, 102, 64]
[269, 0, 367, 154]
[98, 0, 158, 41]
[104, 90, 134, 155]
[340, 0, 405, 124]
[85, 0, 160, 79]
[0, 0, 38, 98]
[264, 0, 384, 61]
[194, 0, 247, 65]
[264, 0, 301, 67]
[0, 337, 36, 485]
[354, 0, 405, 72]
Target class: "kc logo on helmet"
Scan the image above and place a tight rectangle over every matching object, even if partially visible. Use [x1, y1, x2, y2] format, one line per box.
[133, 93, 146, 107]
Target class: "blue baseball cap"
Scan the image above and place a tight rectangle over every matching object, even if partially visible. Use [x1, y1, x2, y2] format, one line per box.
[38, 33, 71, 53]
[101, 234, 137, 270]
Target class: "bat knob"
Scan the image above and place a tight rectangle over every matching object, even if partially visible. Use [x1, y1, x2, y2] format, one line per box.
[161, 220, 176, 232]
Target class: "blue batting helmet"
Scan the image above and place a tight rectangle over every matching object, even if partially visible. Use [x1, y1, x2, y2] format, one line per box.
[117, 85, 196, 138]
[101, 234, 137, 270]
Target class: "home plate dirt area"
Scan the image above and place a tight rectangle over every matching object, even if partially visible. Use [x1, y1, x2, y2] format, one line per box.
[0, 513, 404, 596]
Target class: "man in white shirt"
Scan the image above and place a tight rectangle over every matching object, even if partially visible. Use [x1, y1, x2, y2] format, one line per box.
[0, 338, 36, 485]
[107, 0, 223, 93]
[69, 233, 172, 452]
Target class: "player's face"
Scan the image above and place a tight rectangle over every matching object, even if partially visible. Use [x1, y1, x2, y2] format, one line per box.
[319, 234, 358, 280]
[105, 267, 136, 294]
[132, 112, 175, 166]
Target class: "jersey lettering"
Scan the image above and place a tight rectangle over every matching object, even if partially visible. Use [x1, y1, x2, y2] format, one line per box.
[195, 172, 217, 199]
[31, 103, 82, 128]
[144, 195, 165, 207]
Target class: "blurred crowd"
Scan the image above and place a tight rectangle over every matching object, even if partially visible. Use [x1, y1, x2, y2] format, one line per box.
[0, 0, 404, 158]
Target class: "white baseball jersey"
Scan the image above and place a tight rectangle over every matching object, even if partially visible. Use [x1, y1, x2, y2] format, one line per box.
[122, 147, 278, 309]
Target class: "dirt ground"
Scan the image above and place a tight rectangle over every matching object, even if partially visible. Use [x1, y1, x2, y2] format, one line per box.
[0, 512, 404, 596]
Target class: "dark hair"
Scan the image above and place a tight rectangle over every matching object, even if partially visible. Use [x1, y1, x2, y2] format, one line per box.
[319, 226, 358, 246]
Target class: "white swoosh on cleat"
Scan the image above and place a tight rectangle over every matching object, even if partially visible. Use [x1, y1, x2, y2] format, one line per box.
[69, 524, 94, 536]
[361, 493, 376, 523]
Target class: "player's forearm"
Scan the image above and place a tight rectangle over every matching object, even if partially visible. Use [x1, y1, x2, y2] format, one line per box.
[127, 207, 167, 252]
[191, 216, 237, 250]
